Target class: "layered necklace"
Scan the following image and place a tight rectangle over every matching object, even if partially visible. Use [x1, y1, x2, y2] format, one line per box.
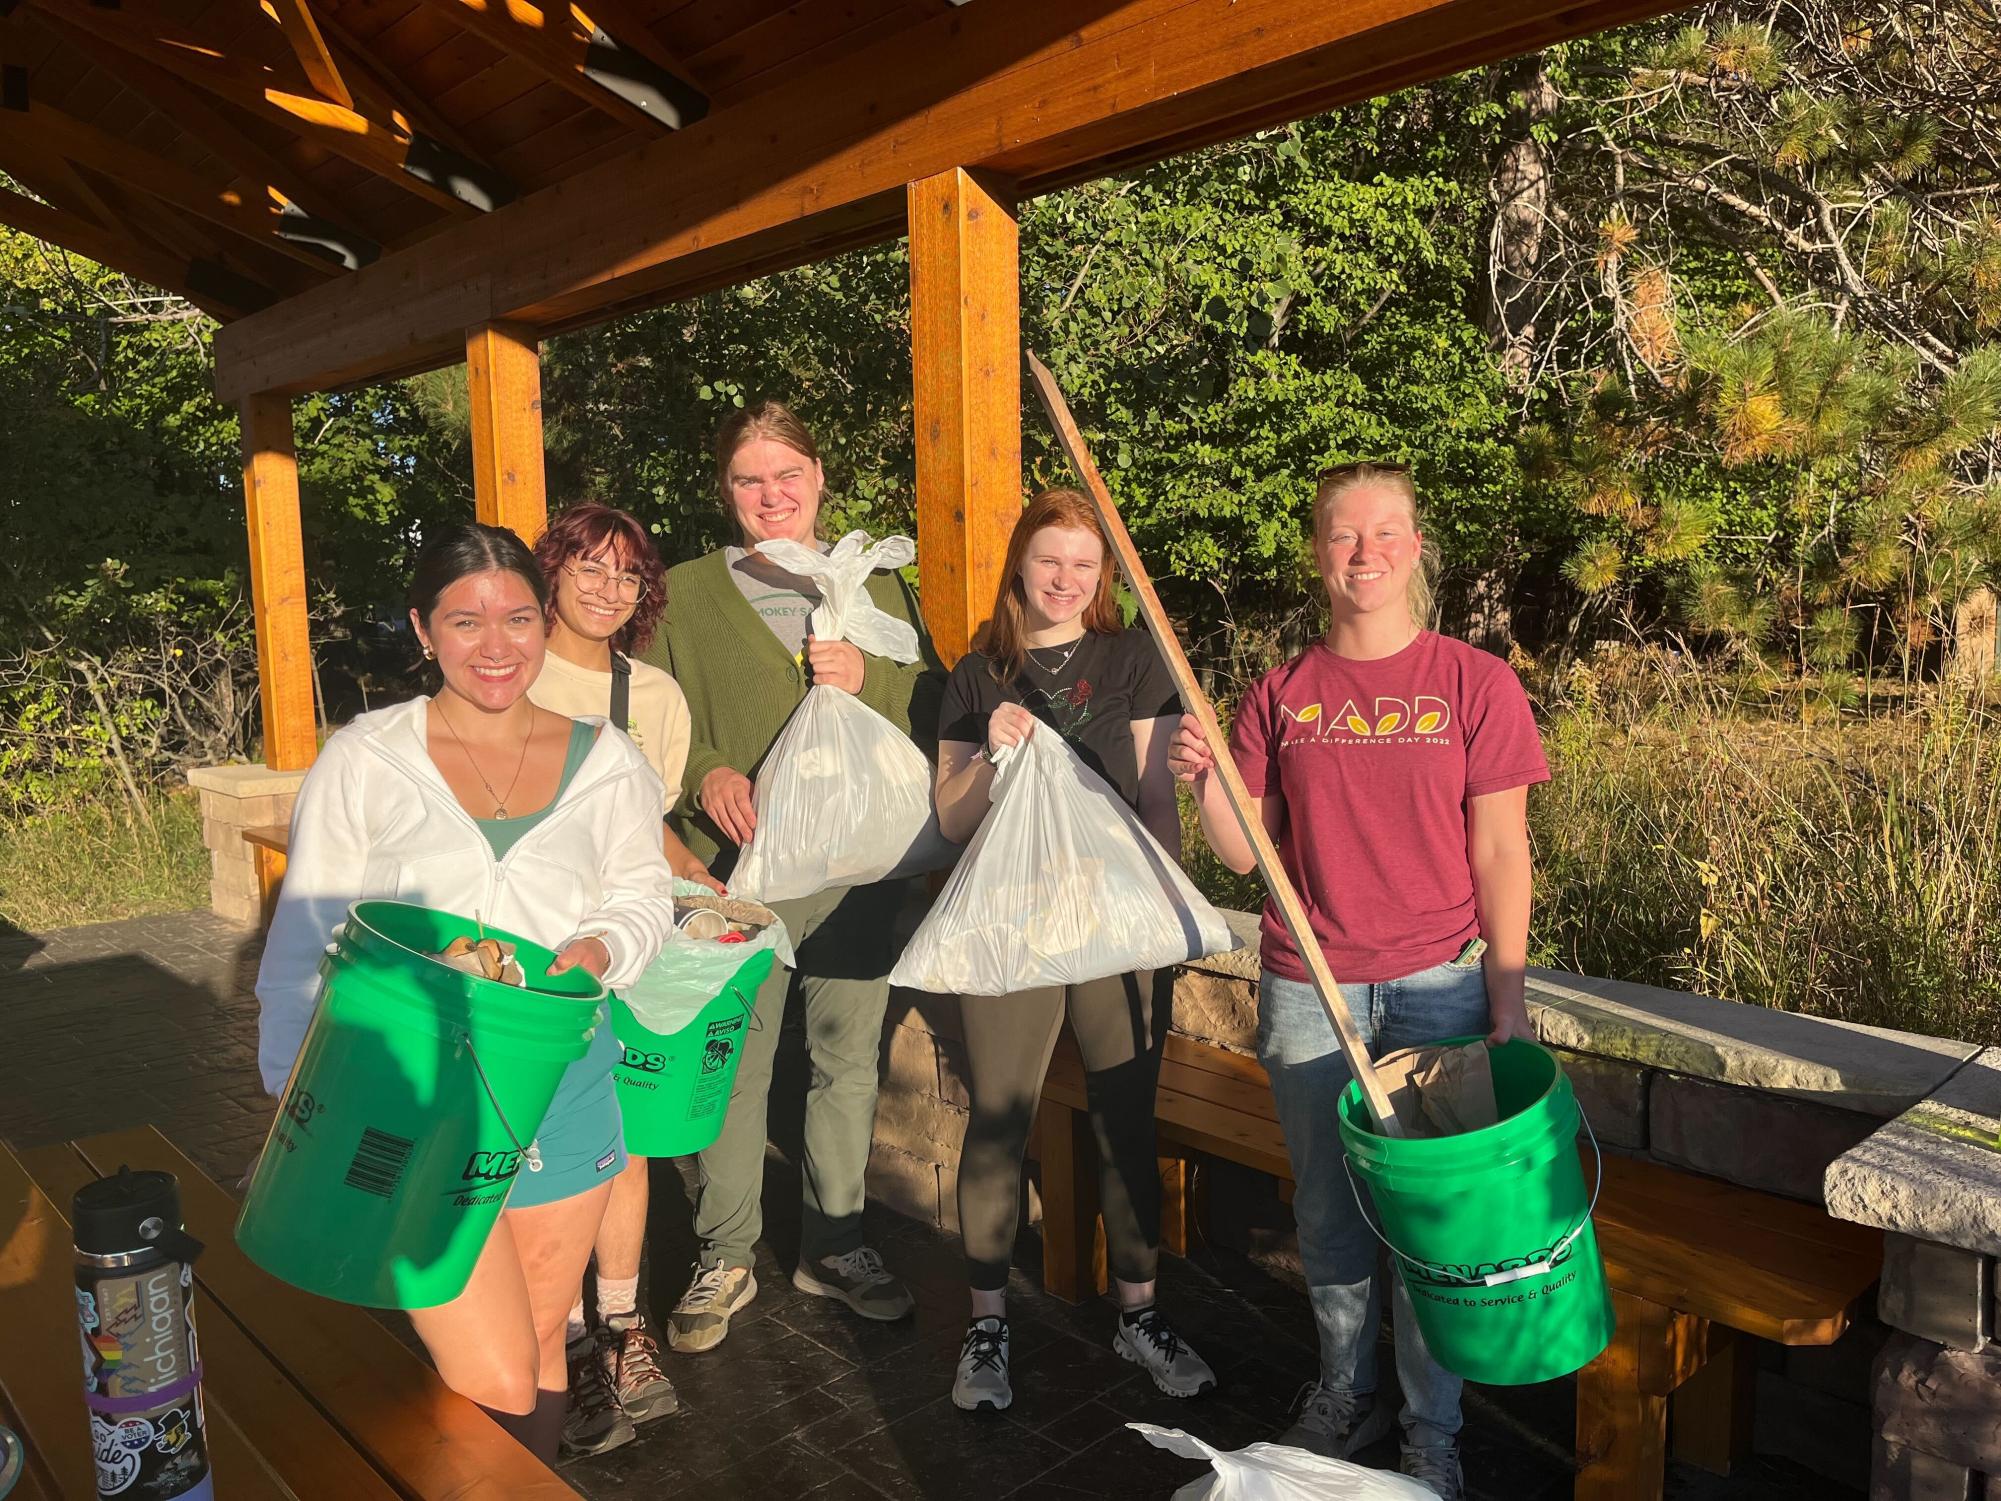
[434, 699, 535, 819]
[1025, 634, 1085, 676]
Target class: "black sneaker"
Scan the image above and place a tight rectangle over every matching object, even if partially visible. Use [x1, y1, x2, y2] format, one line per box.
[561, 1329, 635, 1458]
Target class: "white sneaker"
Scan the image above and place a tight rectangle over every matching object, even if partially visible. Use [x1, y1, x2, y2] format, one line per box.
[951, 1316, 1012, 1412]
[1112, 1306, 1216, 1397]
[665, 1261, 757, 1353]
[1276, 1381, 1395, 1459]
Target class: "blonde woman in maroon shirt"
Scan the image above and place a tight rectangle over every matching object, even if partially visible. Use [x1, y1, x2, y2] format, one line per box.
[1170, 463, 1546, 1501]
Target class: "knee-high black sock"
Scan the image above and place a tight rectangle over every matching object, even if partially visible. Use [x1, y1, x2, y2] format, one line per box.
[478, 1389, 564, 1466]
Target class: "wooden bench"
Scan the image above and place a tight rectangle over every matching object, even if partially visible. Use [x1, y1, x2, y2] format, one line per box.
[1035, 1031, 1883, 1501]
[242, 822, 290, 924]
[1, 1126, 577, 1500]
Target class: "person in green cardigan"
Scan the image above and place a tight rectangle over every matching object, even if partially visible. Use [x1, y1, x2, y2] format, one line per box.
[642, 399, 944, 1353]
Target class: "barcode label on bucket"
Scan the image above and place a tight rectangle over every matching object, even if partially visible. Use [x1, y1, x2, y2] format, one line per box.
[344, 1128, 414, 1198]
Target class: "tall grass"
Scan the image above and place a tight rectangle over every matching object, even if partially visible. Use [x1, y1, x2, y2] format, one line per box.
[0, 787, 210, 934]
[1529, 652, 2001, 1044]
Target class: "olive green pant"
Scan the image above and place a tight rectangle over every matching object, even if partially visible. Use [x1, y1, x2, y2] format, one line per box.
[957, 969, 1172, 1291]
[693, 878, 908, 1271]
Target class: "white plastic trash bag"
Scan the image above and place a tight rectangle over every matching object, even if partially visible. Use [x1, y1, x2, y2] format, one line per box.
[616, 881, 795, 1036]
[728, 531, 955, 905]
[889, 729, 1238, 996]
[1130, 1425, 1436, 1501]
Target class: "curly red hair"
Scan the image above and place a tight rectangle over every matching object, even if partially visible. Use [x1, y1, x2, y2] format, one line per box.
[533, 503, 667, 655]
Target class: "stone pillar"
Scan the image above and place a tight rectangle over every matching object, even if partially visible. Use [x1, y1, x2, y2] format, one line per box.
[1827, 1048, 2001, 1501]
[187, 764, 306, 926]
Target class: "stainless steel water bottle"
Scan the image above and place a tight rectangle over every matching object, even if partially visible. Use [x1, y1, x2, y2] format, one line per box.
[72, 1169, 214, 1501]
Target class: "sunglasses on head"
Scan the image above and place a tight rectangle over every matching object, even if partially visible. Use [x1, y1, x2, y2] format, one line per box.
[1317, 460, 1412, 484]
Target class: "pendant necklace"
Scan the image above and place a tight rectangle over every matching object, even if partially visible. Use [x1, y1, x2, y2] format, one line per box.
[1026, 635, 1085, 676]
[435, 699, 535, 819]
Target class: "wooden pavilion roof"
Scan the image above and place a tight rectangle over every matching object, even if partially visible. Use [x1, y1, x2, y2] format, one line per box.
[0, 0, 1681, 401]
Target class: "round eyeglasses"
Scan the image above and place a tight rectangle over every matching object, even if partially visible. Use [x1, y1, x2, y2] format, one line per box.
[566, 560, 647, 601]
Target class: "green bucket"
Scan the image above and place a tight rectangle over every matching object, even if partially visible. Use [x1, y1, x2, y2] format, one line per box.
[1337, 1038, 1613, 1386]
[236, 900, 605, 1310]
[610, 948, 774, 1156]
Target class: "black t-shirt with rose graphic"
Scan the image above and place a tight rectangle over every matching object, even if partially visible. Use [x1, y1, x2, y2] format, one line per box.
[939, 628, 1181, 810]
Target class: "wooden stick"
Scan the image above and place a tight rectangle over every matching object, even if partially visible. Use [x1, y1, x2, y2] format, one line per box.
[1025, 351, 1402, 1135]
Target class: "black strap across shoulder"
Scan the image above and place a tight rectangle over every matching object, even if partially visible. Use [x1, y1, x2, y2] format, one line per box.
[610, 651, 631, 731]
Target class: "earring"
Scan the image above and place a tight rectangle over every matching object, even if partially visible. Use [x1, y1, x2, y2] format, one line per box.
[422, 645, 435, 661]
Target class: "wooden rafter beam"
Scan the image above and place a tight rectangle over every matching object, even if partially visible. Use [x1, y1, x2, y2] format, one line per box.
[215, 0, 1689, 400]
[0, 134, 118, 228]
[0, 179, 272, 317]
[0, 102, 376, 271]
[25, 0, 515, 215]
[7, 6, 372, 235]
[411, 0, 708, 135]
[313, 9, 483, 160]
[564, 0, 707, 93]
[261, 0, 351, 110]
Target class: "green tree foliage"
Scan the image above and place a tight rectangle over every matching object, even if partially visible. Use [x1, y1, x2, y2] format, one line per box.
[1508, 4, 2001, 673]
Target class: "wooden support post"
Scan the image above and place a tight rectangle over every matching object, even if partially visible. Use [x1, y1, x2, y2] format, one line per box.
[465, 321, 548, 543]
[1158, 1155, 1191, 1258]
[1671, 1326, 1755, 1475]
[908, 166, 1020, 668]
[240, 392, 318, 772]
[1035, 1098, 1106, 1303]
[1576, 1290, 1713, 1501]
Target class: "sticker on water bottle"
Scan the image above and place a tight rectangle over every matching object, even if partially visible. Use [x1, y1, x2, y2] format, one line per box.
[93, 1427, 139, 1496]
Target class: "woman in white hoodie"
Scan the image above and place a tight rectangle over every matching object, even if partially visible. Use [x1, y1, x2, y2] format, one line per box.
[255, 522, 677, 1463]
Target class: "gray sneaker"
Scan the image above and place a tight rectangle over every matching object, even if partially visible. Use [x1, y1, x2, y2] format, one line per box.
[1401, 1443, 1464, 1500]
[950, 1316, 1012, 1412]
[792, 1246, 916, 1322]
[561, 1330, 635, 1458]
[602, 1314, 678, 1422]
[1276, 1381, 1394, 1459]
[666, 1262, 758, 1353]
[1111, 1307, 1216, 1398]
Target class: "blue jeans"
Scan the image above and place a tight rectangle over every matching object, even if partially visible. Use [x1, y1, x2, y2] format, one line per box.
[1257, 959, 1491, 1450]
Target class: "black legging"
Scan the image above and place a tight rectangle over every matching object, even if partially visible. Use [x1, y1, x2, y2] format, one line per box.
[956, 970, 1172, 1292]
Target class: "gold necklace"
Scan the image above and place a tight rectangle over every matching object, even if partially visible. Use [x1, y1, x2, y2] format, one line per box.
[434, 698, 535, 819]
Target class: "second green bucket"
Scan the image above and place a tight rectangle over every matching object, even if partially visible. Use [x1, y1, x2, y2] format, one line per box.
[1337, 1038, 1614, 1386]
[611, 948, 775, 1156]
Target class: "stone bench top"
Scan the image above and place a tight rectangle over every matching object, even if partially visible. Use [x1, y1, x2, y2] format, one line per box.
[1826, 1047, 2001, 1256]
[1525, 969, 1977, 1120]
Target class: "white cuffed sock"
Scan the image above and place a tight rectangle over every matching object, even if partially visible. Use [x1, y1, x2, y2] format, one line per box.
[597, 1273, 640, 1325]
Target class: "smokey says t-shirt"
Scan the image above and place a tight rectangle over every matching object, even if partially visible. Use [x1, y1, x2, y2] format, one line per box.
[940, 629, 1179, 811]
[1229, 632, 1549, 985]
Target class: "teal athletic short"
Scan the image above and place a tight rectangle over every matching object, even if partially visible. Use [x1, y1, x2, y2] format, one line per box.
[505, 1017, 627, 1209]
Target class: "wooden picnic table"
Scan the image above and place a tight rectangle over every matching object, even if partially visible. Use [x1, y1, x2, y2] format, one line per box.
[0, 1125, 579, 1500]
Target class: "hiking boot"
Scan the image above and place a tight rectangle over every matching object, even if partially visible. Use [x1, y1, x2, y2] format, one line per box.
[602, 1313, 678, 1422]
[1275, 1381, 1394, 1459]
[561, 1330, 635, 1458]
[792, 1247, 916, 1322]
[666, 1262, 758, 1354]
[950, 1316, 1012, 1413]
[1111, 1306, 1216, 1398]
[1401, 1443, 1465, 1500]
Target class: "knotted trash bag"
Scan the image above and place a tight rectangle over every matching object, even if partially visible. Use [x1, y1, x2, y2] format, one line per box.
[889, 728, 1237, 996]
[728, 531, 955, 905]
[1129, 1426, 1436, 1501]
